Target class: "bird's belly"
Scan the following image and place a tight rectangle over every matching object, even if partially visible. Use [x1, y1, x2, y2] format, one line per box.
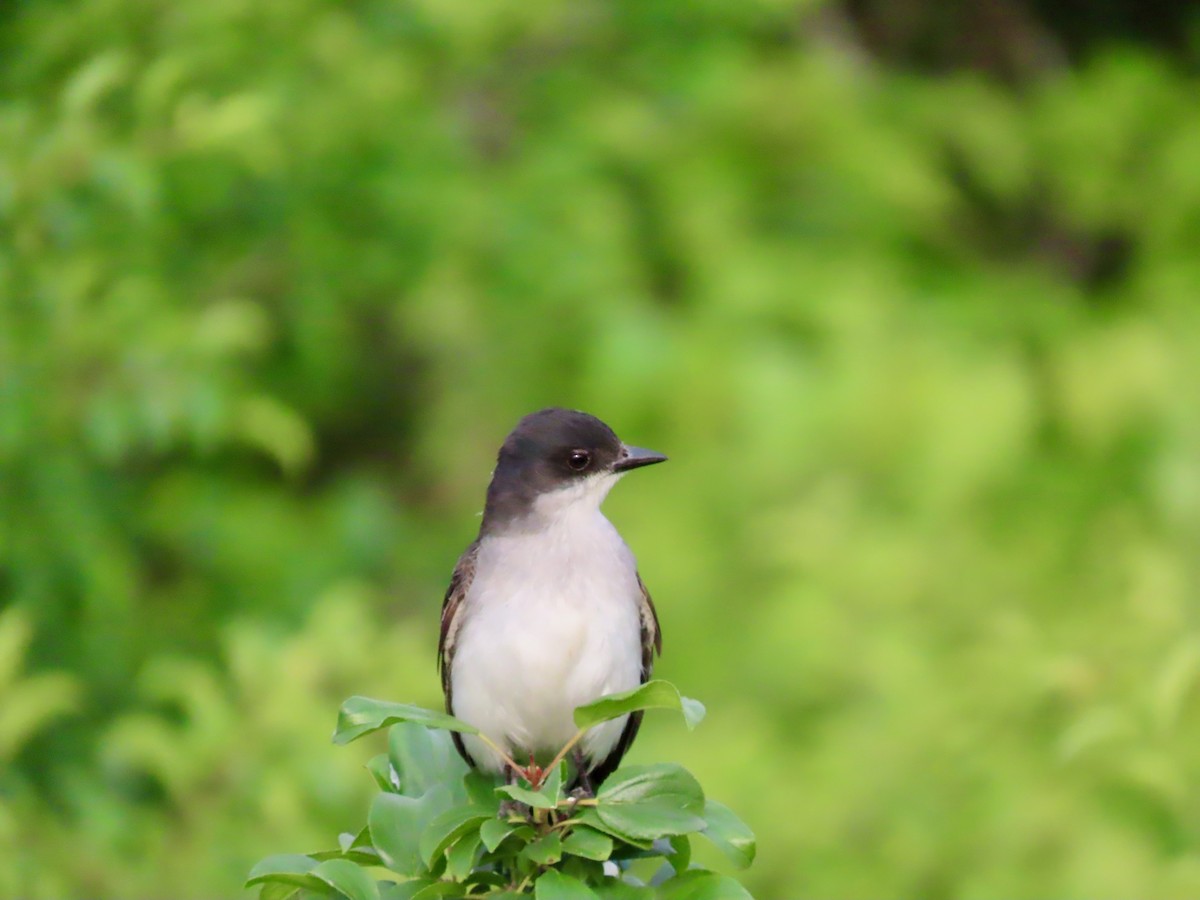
[450, 569, 642, 772]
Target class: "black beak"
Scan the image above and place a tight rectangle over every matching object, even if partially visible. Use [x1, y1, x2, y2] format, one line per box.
[613, 444, 668, 472]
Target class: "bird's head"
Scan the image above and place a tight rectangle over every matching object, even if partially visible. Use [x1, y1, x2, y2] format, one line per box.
[482, 408, 667, 531]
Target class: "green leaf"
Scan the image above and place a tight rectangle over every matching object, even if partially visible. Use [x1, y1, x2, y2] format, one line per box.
[698, 800, 755, 869]
[445, 830, 483, 881]
[496, 782, 558, 809]
[369, 787, 451, 876]
[463, 769, 502, 812]
[380, 880, 464, 900]
[534, 869, 600, 900]
[592, 881, 655, 900]
[591, 764, 706, 840]
[479, 817, 522, 852]
[311, 859, 381, 900]
[390, 722, 469, 798]
[666, 834, 691, 873]
[311, 848, 382, 867]
[367, 754, 401, 793]
[497, 760, 565, 810]
[248, 853, 319, 882]
[410, 882, 466, 900]
[418, 805, 489, 867]
[575, 810, 652, 850]
[542, 761, 565, 799]
[655, 870, 753, 900]
[573, 682, 705, 732]
[561, 825, 613, 861]
[522, 831, 563, 865]
[258, 882, 301, 900]
[339, 826, 375, 854]
[464, 872, 509, 892]
[246, 854, 327, 893]
[379, 878, 437, 899]
[558, 856, 606, 884]
[370, 795, 426, 876]
[316, 828, 380, 866]
[335, 697, 479, 745]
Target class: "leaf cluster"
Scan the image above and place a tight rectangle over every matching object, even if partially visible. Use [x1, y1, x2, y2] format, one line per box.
[248, 684, 753, 900]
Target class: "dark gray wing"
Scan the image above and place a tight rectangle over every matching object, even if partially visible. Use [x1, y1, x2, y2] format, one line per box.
[587, 573, 662, 787]
[438, 540, 480, 767]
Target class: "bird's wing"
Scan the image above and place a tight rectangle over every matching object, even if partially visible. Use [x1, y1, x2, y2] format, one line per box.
[588, 573, 662, 787]
[438, 539, 479, 712]
[637, 572, 663, 675]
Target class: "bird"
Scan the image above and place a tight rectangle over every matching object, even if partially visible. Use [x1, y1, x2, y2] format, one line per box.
[437, 408, 666, 792]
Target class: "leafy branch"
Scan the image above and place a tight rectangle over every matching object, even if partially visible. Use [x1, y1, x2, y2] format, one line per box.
[248, 681, 755, 899]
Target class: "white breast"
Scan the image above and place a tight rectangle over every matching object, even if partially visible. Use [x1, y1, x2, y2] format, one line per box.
[450, 487, 644, 775]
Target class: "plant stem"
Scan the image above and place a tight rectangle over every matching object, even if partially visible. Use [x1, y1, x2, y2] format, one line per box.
[473, 732, 525, 780]
[543, 728, 586, 780]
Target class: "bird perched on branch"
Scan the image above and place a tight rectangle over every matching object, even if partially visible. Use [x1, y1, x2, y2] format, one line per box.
[438, 408, 666, 792]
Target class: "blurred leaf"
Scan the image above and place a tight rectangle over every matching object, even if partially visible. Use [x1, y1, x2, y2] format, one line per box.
[0, 608, 80, 761]
[0, 607, 33, 690]
[574, 681, 705, 732]
[1151, 637, 1200, 733]
[1058, 707, 1137, 763]
[0, 671, 80, 762]
[656, 870, 753, 900]
[698, 801, 755, 869]
[235, 395, 314, 477]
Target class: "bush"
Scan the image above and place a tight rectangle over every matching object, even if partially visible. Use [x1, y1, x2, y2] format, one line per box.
[249, 684, 754, 899]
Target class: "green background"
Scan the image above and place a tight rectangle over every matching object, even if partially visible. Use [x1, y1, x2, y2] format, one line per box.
[4, 1, 1200, 896]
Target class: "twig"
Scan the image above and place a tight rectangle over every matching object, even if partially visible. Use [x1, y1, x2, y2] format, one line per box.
[473, 732, 525, 781]
[542, 728, 586, 782]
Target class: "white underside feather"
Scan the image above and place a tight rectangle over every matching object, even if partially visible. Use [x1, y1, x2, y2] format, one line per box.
[450, 473, 643, 774]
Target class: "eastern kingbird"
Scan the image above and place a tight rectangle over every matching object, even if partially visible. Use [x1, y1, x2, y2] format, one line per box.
[438, 408, 666, 790]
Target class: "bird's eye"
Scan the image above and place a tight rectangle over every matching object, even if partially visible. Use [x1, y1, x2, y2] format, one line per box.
[567, 449, 591, 471]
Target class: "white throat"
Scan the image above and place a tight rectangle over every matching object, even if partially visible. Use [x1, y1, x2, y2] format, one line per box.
[523, 471, 623, 530]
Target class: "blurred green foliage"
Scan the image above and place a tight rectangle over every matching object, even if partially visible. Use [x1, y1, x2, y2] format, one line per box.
[3, 0, 1200, 896]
